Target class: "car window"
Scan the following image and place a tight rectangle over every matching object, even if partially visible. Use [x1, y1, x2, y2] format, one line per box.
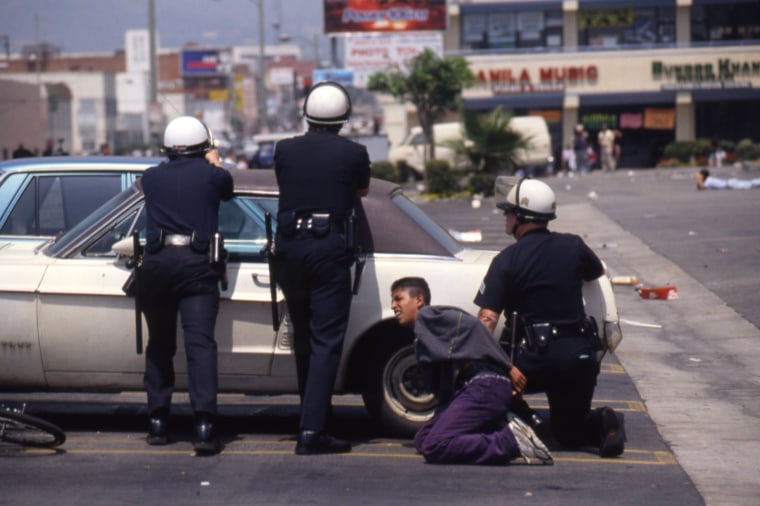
[83, 208, 143, 257]
[75, 195, 278, 262]
[222, 196, 277, 262]
[0, 174, 122, 237]
[47, 186, 141, 256]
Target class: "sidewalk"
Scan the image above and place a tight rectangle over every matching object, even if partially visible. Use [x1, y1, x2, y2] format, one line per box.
[548, 178, 760, 506]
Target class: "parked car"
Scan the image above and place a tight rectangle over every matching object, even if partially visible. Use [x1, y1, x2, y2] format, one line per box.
[0, 169, 620, 435]
[388, 117, 553, 178]
[0, 156, 162, 243]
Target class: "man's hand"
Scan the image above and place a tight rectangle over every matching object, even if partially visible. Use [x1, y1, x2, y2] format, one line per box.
[205, 148, 225, 168]
[477, 308, 500, 334]
[509, 366, 527, 395]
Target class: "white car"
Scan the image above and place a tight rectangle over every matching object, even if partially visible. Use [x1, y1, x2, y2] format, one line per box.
[0, 156, 161, 243]
[0, 169, 620, 435]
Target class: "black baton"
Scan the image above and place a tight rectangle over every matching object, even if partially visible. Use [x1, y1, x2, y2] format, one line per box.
[131, 229, 143, 355]
[509, 310, 518, 363]
[264, 212, 280, 331]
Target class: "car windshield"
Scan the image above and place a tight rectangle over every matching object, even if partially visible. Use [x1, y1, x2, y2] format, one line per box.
[47, 186, 139, 255]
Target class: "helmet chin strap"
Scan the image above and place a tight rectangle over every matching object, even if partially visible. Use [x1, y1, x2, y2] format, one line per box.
[510, 216, 526, 237]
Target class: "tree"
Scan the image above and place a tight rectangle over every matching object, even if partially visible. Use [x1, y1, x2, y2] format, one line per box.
[368, 48, 475, 161]
[446, 107, 530, 174]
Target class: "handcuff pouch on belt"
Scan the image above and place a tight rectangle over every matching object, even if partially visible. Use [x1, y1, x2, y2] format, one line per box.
[519, 318, 601, 352]
[278, 210, 349, 242]
[523, 322, 553, 351]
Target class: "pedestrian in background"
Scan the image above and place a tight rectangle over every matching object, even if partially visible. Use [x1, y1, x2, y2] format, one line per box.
[139, 116, 233, 455]
[598, 123, 616, 172]
[273, 81, 371, 455]
[573, 124, 589, 173]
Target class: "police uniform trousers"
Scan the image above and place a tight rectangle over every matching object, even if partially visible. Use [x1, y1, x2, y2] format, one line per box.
[515, 336, 605, 448]
[139, 246, 221, 417]
[275, 227, 352, 433]
[413, 376, 521, 465]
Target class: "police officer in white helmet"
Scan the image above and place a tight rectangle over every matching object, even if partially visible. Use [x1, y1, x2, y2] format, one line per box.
[474, 177, 625, 458]
[273, 81, 371, 455]
[140, 116, 233, 455]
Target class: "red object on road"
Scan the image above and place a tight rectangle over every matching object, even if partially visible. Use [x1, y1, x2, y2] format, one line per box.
[637, 286, 678, 300]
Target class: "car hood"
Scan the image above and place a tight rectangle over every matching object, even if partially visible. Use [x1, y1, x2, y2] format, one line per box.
[454, 248, 498, 265]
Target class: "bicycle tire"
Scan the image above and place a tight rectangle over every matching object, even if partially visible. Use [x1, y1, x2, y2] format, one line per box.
[0, 410, 66, 448]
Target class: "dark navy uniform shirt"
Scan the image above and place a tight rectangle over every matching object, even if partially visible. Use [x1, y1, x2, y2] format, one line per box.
[142, 156, 233, 251]
[274, 130, 370, 217]
[474, 228, 604, 325]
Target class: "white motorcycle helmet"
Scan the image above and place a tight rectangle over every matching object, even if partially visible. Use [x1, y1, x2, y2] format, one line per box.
[303, 81, 352, 126]
[495, 176, 557, 222]
[162, 116, 213, 156]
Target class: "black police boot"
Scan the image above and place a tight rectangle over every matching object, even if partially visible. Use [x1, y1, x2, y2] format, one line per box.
[193, 412, 221, 456]
[295, 430, 351, 455]
[599, 407, 624, 458]
[146, 410, 169, 446]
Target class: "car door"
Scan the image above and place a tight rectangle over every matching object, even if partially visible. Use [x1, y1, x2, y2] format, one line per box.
[212, 197, 287, 389]
[35, 196, 284, 391]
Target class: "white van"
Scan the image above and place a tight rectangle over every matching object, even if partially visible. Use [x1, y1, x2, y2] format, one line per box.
[388, 116, 553, 177]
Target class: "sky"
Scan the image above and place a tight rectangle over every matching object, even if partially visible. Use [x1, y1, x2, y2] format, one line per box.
[0, 0, 327, 54]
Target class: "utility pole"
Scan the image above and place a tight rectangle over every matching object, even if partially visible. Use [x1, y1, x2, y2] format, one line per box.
[257, 0, 267, 132]
[148, 0, 160, 149]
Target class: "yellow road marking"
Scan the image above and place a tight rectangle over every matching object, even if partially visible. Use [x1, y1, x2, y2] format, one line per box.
[16, 441, 677, 466]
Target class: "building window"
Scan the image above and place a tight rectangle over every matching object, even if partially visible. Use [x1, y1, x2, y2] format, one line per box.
[691, 3, 760, 42]
[578, 7, 675, 47]
[460, 9, 563, 50]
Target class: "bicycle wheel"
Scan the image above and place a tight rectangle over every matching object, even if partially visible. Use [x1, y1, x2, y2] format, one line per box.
[0, 410, 66, 448]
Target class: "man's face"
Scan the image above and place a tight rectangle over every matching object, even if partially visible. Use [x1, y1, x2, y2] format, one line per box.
[503, 209, 517, 236]
[391, 288, 424, 328]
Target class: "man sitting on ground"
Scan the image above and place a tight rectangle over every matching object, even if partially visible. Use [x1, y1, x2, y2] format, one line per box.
[390, 276, 552, 465]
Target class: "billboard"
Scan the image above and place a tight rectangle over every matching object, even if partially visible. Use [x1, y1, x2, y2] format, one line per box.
[344, 33, 443, 87]
[181, 48, 229, 76]
[324, 0, 447, 34]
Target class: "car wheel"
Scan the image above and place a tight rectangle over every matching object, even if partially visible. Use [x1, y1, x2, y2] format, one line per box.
[361, 343, 438, 437]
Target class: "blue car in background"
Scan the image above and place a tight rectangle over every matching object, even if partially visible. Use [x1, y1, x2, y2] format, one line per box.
[248, 133, 299, 169]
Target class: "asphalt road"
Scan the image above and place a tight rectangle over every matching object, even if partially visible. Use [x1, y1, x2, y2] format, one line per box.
[421, 164, 760, 506]
[2, 165, 758, 506]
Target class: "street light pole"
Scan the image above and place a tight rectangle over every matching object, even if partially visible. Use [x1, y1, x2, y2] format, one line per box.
[257, 0, 267, 132]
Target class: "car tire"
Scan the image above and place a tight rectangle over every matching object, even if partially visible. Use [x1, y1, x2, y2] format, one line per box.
[361, 342, 438, 437]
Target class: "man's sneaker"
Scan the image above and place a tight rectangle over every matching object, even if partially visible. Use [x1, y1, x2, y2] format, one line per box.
[507, 412, 553, 465]
[599, 407, 624, 458]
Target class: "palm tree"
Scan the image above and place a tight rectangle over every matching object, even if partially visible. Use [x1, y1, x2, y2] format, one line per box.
[447, 107, 530, 174]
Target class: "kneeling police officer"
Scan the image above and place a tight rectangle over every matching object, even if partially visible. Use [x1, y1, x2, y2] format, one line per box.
[274, 81, 371, 455]
[475, 177, 624, 458]
[140, 116, 233, 455]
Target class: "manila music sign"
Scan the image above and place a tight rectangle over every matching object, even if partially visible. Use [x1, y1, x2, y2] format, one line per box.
[472, 65, 599, 94]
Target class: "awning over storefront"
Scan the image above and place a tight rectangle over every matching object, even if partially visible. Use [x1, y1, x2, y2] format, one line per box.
[691, 88, 760, 102]
[579, 91, 676, 106]
[464, 93, 564, 111]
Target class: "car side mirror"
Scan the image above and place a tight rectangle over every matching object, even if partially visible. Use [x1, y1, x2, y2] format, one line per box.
[112, 236, 134, 257]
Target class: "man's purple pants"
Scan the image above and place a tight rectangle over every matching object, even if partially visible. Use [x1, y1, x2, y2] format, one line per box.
[414, 376, 521, 465]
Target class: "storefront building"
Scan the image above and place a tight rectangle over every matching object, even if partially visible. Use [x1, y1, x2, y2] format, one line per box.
[450, 0, 760, 168]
